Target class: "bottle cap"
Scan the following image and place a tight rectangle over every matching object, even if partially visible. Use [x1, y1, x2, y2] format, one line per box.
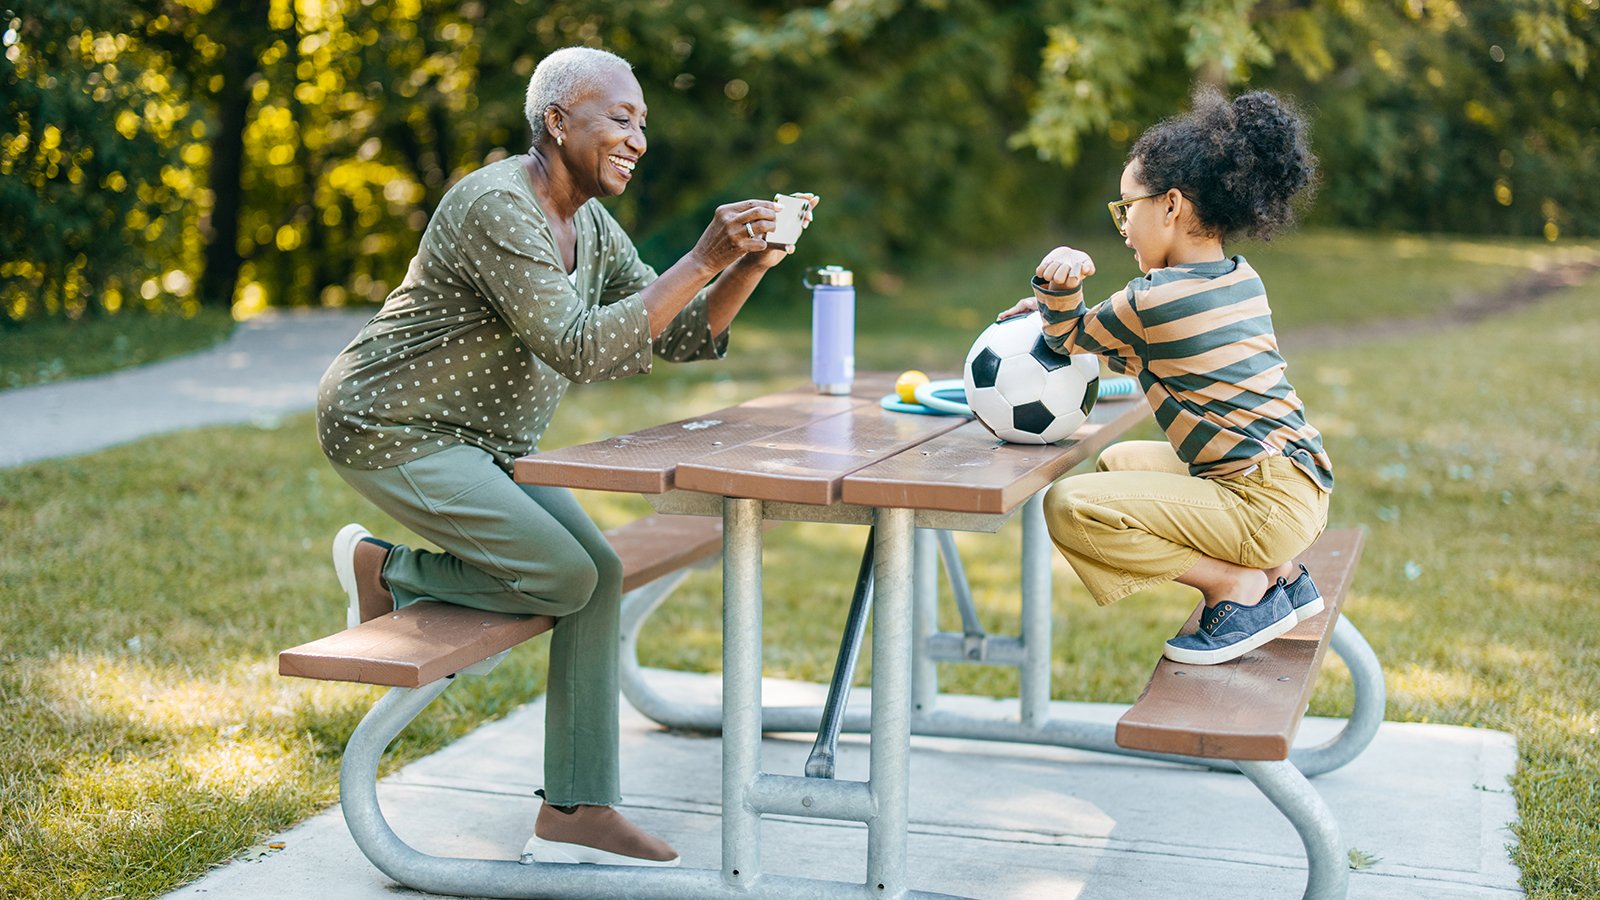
[803, 265, 853, 287]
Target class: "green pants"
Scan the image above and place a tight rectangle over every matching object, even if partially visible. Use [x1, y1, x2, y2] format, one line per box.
[1044, 441, 1329, 606]
[331, 443, 622, 806]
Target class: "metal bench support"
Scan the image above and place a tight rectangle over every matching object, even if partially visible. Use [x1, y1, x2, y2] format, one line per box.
[806, 527, 875, 779]
[1236, 759, 1350, 900]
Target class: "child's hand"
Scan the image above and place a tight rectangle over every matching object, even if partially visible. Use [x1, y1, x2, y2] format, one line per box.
[996, 297, 1038, 321]
[1036, 247, 1095, 291]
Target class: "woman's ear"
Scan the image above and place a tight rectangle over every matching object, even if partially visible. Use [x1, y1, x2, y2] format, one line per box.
[544, 106, 565, 147]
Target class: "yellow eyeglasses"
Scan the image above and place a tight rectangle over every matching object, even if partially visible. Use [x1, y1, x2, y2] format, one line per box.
[1107, 190, 1168, 236]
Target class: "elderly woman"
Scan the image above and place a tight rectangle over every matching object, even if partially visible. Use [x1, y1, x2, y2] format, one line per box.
[316, 47, 812, 867]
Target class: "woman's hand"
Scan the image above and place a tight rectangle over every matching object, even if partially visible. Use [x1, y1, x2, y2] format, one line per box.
[996, 296, 1038, 321]
[733, 192, 821, 272]
[662, 194, 822, 339]
[691, 200, 781, 274]
[1036, 246, 1095, 291]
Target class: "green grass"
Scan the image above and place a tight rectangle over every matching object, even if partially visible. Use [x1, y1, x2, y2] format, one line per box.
[1, 228, 1597, 898]
[1295, 294, 1600, 895]
[0, 308, 237, 391]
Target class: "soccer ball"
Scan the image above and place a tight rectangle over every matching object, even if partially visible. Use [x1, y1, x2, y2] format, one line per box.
[963, 312, 1100, 444]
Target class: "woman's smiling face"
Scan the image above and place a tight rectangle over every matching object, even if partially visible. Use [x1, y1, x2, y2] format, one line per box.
[553, 68, 648, 199]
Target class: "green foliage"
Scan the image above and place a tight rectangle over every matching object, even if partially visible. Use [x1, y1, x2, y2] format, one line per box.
[0, 0, 204, 323]
[1013, 0, 1600, 237]
[1264, 0, 1600, 237]
[3, 0, 1596, 328]
[185, 0, 1079, 311]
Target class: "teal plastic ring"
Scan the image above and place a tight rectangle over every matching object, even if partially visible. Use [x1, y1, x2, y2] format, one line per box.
[913, 378, 972, 416]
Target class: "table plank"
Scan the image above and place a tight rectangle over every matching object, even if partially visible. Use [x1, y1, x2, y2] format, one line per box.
[674, 401, 971, 506]
[841, 397, 1151, 514]
[513, 387, 865, 493]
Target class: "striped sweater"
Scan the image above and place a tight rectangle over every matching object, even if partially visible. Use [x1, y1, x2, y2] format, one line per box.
[1035, 256, 1332, 491]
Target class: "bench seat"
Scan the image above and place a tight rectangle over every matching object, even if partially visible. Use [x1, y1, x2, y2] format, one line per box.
[1114, 529, 1366, 761]
[278, 513, 732, 689]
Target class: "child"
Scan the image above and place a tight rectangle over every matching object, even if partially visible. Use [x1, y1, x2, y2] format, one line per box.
[998, 89, 1332, 665]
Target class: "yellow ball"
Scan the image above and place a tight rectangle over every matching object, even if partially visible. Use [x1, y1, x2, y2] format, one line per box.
[895, 370, 930, 404]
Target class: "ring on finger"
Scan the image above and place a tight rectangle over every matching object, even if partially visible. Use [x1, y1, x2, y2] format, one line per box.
[745, 223, 756, 239]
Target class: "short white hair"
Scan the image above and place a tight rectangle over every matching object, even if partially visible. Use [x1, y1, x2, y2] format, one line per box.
[524, 47, 634, 147]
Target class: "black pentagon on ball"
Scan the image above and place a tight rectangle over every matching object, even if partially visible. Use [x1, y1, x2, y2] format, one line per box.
[969, 347, 1002, 389]
[1080, 376, 1100, 417]
[1011, 400, 1056, 435]
[1028, 336, 1074, 372]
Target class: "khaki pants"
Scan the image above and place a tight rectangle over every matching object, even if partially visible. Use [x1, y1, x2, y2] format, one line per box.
[1042, 441, 1329, 606]
[331, 444, 622, 807]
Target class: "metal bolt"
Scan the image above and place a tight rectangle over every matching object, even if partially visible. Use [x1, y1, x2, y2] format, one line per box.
[1174, 671, 1187, 676]
[802, 796, 812, 807]
[1278, 676, 1291, 682]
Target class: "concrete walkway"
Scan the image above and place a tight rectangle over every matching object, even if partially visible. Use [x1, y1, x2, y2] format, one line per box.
[0, 308, 371, 469]
[163, 669, 1521, 900]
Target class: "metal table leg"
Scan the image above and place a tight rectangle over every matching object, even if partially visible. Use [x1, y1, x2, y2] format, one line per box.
[868, 507, 915, 897]
[719, 497, 764, 888]
[1017, 492, 1053, 728]
[911, 527, 940, 714]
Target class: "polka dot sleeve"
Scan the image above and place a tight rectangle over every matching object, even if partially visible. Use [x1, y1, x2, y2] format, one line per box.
[591, 203, 729, 364]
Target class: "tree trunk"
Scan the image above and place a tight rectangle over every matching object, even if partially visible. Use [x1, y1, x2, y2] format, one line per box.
[198, 50, 255, 309]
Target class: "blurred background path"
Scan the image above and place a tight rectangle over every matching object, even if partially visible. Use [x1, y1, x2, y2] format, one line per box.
[0, 309, 369, 470]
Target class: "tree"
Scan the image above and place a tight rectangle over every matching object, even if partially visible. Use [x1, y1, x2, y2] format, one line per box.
[1, 0, 202, 324]
[738, 0, 1600, 238]
[6, 0, 1594, 326]
[141, 0, 276, 309]
[1013, 0, 1600, 236]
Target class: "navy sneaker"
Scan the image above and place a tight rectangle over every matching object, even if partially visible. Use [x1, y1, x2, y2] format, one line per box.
[1281, 564, 1324, 622]
[1163, 582, 1297, 665]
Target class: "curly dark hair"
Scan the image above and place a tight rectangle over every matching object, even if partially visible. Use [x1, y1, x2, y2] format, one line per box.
[1129, 88, 1316, 242]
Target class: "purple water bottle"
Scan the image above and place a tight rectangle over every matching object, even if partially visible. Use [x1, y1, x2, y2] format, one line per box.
[805, 265, 855, 395]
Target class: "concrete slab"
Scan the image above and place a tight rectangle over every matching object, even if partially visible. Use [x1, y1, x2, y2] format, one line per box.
[162, 668, 1521, 900]
[0, 308, 371, 469]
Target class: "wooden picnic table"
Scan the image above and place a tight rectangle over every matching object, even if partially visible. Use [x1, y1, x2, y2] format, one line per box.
[283, 371, 1379, 900]
[513, 373, 1151, 900]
